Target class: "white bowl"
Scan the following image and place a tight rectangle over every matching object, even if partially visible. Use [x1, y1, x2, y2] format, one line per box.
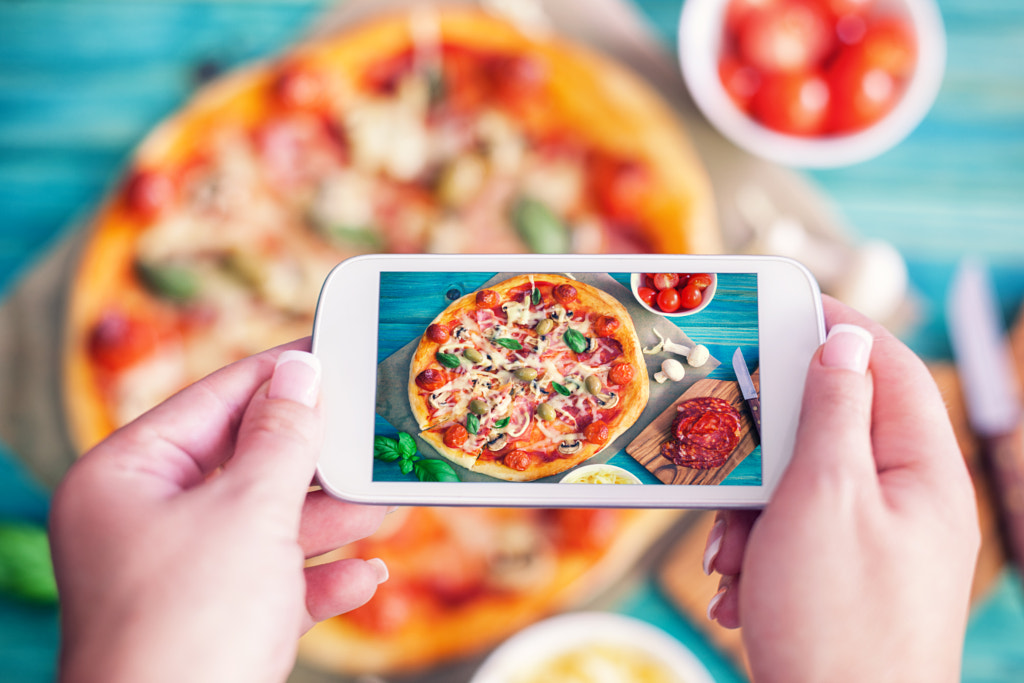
[470, 612, 715, 683]
[678, 0, 946, 167]
[630, 272, 717, 317]
[560, 463, 643, 485]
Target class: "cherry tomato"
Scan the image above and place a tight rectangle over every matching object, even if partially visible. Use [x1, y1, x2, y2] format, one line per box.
[652, 273, 680, 291]
[123, 169, 176, 220]
[608, 363, 635, 386]
[751, 70, 830, 136]
[273, 64, 327, 111]
[823, 0, 873, 20]
[415, 368, 448, 391]
[859, 16, 917, 78]
[475, 289, 499, 308]
[826, 51, 899, 133]
[552, 284, 578, 306]
[593, 315, 621, 337]
[637, 287, 657, 306]
[688, 274, 714, 291]
[718, 54, 761, 111]
[679, 283, 704, 310]
[505, 449, 532, 471]
[443, 424, 469, 449]
[725, 0, 782, 37]
[426, 323, 450, 344]
[583, 420, 610, 445]
[738, 0, 833, 74]
[656, 287, 681, 313]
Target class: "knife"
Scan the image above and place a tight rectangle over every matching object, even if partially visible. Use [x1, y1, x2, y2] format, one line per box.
[732, 347, 761, 439]
[947, 259, 1024, 570]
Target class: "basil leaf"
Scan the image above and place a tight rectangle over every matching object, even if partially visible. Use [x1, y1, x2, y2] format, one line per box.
[466, 413, 480, 435]
[397, 432, 418, 460]
[531, 288, 542, 306]
[495, 416, 510, 429]
[494, 338, 523, 350]
[414, 458, 460, 482]
[373, 436, 401, 462]
[436, 352, 461, 369]
[563, 328, 588, 354]
[551, 381, 570, 396]
[399, 458, 415, 476]
[0, 523, 58, 604]
[135, 261, 201, 303]
[510, 197, 571, 254]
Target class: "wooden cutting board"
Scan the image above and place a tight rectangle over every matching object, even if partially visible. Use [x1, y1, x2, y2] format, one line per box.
[626, 371, 759, 486]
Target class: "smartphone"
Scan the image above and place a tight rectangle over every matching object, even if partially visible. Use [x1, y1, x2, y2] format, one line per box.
[312, 254, 824, 508]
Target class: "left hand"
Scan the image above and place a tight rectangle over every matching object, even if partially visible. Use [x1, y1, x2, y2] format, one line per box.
[51, 340, 390, 683]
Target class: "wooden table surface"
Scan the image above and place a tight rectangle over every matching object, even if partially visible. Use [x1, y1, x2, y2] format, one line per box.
[1, 0, 1023, 680]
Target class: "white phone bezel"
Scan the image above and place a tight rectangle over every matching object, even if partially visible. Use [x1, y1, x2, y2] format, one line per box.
[312, 254, 824, 508]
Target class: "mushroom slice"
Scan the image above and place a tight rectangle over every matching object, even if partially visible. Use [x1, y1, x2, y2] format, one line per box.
[557, 438, 583, 455]
[486, 433, 508, 451]
[596, 392, 619, 409]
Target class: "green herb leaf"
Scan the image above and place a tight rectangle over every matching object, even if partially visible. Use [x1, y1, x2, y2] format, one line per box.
[399, 458, 415, 476]
[414, 458, 460, 482]
[510, 197, 571, 254]
[531, 288, 542, 306]
[466, 413, 480, 435]
[397, 432, 418, 460]
[495, 416, 510, 429]
[135, 261, 201, 303]
[563, 328, 588, 354]
[373, 436, 401, 462]
[436, 352, 461, 369]
[494, 338, 523, 350]
[551, 381, 571, 396]
[0, 523, 58, 604]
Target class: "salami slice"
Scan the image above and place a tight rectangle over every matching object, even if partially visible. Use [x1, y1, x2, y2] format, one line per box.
[660, 397, 741, 469]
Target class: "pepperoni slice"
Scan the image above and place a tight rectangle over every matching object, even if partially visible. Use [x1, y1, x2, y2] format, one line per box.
[661, 397, 742, 469]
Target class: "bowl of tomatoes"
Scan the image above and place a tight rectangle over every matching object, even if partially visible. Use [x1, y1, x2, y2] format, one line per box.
[631, 272, 717, 317]
[678, 0, 946, 167]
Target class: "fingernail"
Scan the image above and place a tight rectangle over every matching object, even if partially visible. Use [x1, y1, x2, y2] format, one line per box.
[703, 517, 726, 576]
[821, 323, 874, 375]
[367, 557, 389, 585]
[386, 506, 400, 514]
[707, 586, 726, 622]
[268, 350, 321, 408]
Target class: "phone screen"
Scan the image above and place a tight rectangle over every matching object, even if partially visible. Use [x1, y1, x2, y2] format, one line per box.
[371, 270, 761, 488]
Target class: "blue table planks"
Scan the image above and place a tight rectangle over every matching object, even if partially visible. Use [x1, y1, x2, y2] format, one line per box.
[1, 1, 1023, 681]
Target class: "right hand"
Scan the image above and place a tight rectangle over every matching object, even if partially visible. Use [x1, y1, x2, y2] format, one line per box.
[704, 296, 980, 682]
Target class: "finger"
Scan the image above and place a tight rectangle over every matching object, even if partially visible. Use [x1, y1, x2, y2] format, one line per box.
[300, 491, 389, 559]
[223, 351, 324, 516]
[83, 339, 310, 496]
[708, 574, 740, 629]
[302, 557, 389, 630]
[705, 510, 758, 576]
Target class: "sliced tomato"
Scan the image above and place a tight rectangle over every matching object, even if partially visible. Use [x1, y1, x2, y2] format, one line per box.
[688, 273, 713, 290]
[637, 287, 657, 306]
[652, 273, 679, 291]
[826, 51, 901, 133]
[751, 70, 830, 136]
[738, 0, 834, 74]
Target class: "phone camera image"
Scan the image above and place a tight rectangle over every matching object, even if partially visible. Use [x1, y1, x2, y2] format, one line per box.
[372, 270, 762, 488]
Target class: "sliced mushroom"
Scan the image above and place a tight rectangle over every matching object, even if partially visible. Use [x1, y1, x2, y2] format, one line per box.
[486, 433, 509, 451]
[452, 325, 469, 341]
[558, 439, 583, 455]
[428, 391, 451, 410]
[596, 392, 619, 409]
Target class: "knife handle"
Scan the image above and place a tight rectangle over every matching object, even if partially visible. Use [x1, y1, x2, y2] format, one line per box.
[746, 396, 762, 438]
[983, 424, 1024, 571]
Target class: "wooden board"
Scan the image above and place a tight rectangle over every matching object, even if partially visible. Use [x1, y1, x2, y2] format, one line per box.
[626, 371, 759, 486]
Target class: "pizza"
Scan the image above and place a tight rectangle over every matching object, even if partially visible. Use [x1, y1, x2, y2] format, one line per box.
[408, 274, 648, 482]
[63, 7, 717, 452]
[660, 397, 742, 469]
[298, 505, 680, 675]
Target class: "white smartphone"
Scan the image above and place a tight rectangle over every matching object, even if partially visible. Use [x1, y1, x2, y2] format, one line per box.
[312, 254, 824, 508]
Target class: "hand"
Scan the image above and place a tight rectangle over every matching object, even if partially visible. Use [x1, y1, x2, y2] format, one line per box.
[50, 341, 390, 683]
[703, 296, 980, 682]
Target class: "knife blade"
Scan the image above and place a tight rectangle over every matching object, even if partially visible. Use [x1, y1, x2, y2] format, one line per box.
[947, 259, 1024, 570]
[732, 347, 761, 439]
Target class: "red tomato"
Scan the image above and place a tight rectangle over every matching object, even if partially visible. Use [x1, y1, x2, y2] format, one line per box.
[656, 288, 681, 313]
[738, 0, 834, 74]
[688, 274, 714, 291]
[824, 0, 873, 20]
[752, 70, 830, 136]
[676, 274, 691, 289]
[443, 424, 469, 449]
[583, 420, 610, 445]
[679, 283, 704, 310]
[123, 169, 176, 220]
[637, 287, 657, 306]
[587, 154, 650, 224]
[725, 0, 782, 37]
[608, 363, 635, 386]
[593, 315, 621, 337]
[652, 273, 680, 291]
[859, 16, 918, 78]
[826, 51, 900, 133]
[88, 311, 163, 371]
[273, 64, 327, 111]
[719, 54, 761, 111]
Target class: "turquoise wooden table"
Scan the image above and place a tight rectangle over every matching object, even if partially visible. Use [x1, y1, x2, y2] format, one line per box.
[2, 0, 1023, 681]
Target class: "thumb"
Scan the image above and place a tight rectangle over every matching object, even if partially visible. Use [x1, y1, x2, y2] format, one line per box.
[785, 323, 877, 489]
[222, 351, 324, 514]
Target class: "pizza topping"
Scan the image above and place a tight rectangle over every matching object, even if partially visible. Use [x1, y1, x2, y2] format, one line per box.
[88, 310, 166, 372]
[552, 283, 578, 305]
[661, 397, 742, 469]
[463, 347, 484, 364]
[505, 449, 532, 471]
[135, 261, 201, 304]
[557, 438, 583, 455]
[583, 420, 610, 445]
[510, 196, 571, 254]
[562, 327, 588, 354]
[426, 322, 450, 343]
[436, 351, 461, 369]
[443, 423, 469, 448]
[593, 315, 620, 337]
[416, 368, 448, 391]
[476, 289, 499, 307]
[272, 63, 328, 111]
[513, 367, 538, 382]
[595, 392, 619, 410]
[607, 362, 635, 386]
